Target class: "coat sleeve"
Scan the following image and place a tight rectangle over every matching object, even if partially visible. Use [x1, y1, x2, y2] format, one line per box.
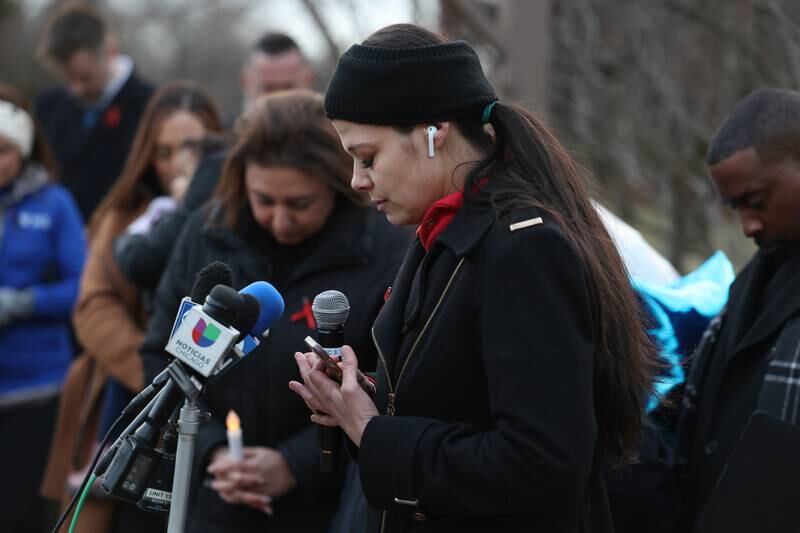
[138, 212, 199, 384]
[29, 186, 87, 317]
[195, 414, 228, 470]
[113, 207, 189, 290]
[357, 226, 598, 516]
[277, 425, 324, 488]
[73, 214, 143, 392]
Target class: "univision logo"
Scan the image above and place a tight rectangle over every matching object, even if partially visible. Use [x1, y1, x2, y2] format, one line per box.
[192, 318, 221, 348]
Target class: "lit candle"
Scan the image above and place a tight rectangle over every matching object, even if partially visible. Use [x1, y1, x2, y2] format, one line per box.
[226, 409, 244, 461]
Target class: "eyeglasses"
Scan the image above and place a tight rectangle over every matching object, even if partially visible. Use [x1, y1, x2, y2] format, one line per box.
[153, 138, 204, 162]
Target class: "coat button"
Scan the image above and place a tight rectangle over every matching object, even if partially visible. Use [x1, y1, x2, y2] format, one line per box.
[705, 440, 718, 455]
[412, 512, 427, 522]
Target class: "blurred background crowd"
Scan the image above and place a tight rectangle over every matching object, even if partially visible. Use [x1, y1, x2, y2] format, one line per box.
[7, 0, 800, 273]
[0, 1, 795, 532]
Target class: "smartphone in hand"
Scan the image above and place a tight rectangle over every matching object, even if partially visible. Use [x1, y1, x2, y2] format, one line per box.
[302, 336, 376, 398]
[304, 336, 343, 381]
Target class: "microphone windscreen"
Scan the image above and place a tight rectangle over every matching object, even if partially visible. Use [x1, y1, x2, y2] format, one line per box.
[204, 284, 243, 326]
[233, 294, 260, 336]
[191, 261, 234, 303]
[239, 281, 284, 335]
[312, 290, 350, 329]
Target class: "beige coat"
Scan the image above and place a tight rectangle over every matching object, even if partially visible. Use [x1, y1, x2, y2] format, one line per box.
[41, 207, 147, 513]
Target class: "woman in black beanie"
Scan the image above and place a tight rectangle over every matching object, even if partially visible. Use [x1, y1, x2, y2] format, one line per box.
[291, 24, 658, 533]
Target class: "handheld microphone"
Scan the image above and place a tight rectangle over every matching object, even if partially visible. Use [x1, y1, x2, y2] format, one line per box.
[312, 290, 350, 473]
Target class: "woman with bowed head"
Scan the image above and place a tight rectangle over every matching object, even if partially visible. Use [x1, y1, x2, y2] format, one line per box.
[290, 24, 659, 533]
[138, 89, 409, 533]
[42, 82, 222, 532]
[0, 83, 86, 533]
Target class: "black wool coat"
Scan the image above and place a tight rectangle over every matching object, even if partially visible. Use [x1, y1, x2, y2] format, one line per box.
[674, 247, 800, 530]
[140, 201, 410, 533]
[357, 203, 614, 533]
[36, 72, 153, 221]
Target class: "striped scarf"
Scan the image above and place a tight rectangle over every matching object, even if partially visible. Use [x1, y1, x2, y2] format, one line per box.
[757, 315, 800, 424]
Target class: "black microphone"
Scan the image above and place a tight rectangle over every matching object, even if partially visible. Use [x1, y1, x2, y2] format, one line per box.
[191, 261, 234, 303]
[312, 290, 350, 473]
[93, 263, 236, 474]
[96, 262, 286, 514]
[101, 284, 247, 506]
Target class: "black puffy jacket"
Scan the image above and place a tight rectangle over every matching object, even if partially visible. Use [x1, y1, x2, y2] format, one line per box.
[140, 199, 409, 533]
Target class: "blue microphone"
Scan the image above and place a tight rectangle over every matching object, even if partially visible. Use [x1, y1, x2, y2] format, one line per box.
[207, 281, 285, 382]
[239, 281, 285, 336]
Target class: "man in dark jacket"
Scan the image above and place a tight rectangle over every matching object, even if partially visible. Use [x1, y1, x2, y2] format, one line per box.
[35, 3, 153, 221]
[139, 201, 409, 533]
[675, 88, 800, 531]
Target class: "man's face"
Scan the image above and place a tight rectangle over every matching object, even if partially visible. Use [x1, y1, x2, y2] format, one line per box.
[709, 147, 800, 253]
[242, 50, 314, 105]
[59, 47, 113, 104]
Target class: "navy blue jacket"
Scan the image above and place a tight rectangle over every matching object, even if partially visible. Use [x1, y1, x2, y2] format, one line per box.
[0, 164, 86, 405]
[36, 72, 153, 221]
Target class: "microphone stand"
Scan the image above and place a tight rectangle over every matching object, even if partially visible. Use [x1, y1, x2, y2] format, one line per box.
[98, 361, 213, 532]
[167, 397, 200, 533]
[100, 360, 205, 533]
[165, 361, 205, 533]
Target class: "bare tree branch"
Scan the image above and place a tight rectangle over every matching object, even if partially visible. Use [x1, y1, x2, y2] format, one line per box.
[440, 0, 505, 59]
[298, 0, 340, 69]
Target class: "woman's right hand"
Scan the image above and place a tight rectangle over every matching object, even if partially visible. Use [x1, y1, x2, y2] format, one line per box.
[289, 346, 379, 447]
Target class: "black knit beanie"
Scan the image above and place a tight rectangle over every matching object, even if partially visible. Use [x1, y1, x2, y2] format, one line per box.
[324, 40, 497, 125]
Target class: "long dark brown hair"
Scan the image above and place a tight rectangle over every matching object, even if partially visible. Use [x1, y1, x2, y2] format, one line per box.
[89, 82, 222, 237]
[215, 89, 366, 230]
[0, 83, 58, 177]
[364, 24, 659, 464]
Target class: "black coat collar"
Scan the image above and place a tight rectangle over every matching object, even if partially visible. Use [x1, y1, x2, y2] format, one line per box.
[728, 246, 800, 358]
[436, 201, 496, 257]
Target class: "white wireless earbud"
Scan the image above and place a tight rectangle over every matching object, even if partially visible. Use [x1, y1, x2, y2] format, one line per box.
[426, 125, 438, 158]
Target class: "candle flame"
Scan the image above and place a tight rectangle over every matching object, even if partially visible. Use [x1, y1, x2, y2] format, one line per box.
[226, 409, 241, 432]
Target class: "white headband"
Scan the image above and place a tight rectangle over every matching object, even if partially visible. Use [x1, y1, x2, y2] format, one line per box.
[0, 100, 34, 158]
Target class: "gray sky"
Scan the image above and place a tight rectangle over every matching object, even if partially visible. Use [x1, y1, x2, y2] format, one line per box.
[25, 0, 440, 60]
[242, 0, 440, 60]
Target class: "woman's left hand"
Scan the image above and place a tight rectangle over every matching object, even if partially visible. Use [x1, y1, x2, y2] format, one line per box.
[289, 345, 379, 447]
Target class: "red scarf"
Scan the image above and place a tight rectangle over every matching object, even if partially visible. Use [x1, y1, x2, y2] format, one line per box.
[416, 191, 465, 251]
